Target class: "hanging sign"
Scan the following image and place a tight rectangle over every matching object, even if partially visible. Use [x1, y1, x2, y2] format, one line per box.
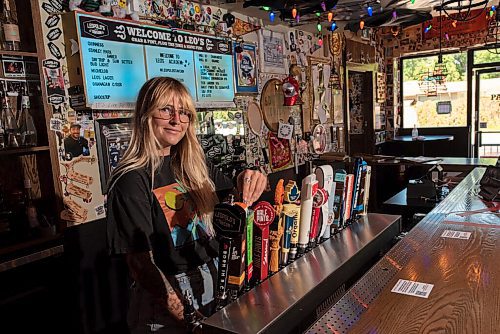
[423, 9, 489, 40]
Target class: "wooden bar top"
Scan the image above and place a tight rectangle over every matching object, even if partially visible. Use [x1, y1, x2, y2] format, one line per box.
[308, 167, 500, 334]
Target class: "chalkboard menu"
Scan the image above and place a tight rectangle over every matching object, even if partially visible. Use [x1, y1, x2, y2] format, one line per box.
[76, 13, 234, 109]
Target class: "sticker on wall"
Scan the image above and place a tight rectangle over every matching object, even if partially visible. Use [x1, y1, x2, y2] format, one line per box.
[49, 0, 63, 11]
[42, 58, 66, 105]
[69, 39, 79, 56]
[45, 14, 60, 28]
[278, 121, 293, 140]
[268, 132, 293, 172]
[47, 28, 63, 41]
[48, 42, 63, 60]
[61, 197, 88, 223]
[41, 2, 58, 15]
[95, 204, 105, 217]
[50, 117, 63, 131]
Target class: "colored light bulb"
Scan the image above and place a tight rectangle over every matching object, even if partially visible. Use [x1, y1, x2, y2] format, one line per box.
[317, 23, 322, 31]
[269, 11, 275, 22]
[368, 6, 373, 16]
[316, 12, 321, 17]
[360, 20, 365, 29]
[321, 1, 326, 11]
[445, 33, 449, 40]
[262, 6, 270, 11]
[318, 37, 323, 46]
[296, 14, 300, 22]
[392, 10, 397, 19]
[411, 0, 415, 3]
[292, 7, 297, 19]
[452, 20, 457, 28]
[328, 12, 333, 22]
[424, 24, 432, 33]
[492, 5, 496, 10]
[331, 21, 337, 31]
[490, 10, 494, 17]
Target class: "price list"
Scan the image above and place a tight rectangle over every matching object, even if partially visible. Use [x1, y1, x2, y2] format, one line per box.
[194, 52, 234, 102]
[80, 38, 146, 108]
[145, 45, 196, 98]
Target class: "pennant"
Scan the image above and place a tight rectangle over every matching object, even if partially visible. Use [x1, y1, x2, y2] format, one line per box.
[232, 17, 261, 36]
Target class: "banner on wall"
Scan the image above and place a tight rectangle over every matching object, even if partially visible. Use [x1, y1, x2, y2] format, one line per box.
[74, 13, 235, 109]
[422, 9, 489, 40]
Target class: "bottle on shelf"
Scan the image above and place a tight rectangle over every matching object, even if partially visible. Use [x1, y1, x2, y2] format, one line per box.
[18, 87, 37, 146]
[411, 124, 419, 141]
[24, 178, 39, 232]
[0, 109, 5, 149]
[1, 90, 20, 147]
[2, 0, 20, 51]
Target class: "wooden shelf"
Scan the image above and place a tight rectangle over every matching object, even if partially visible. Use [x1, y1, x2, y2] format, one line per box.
[0, 145, 50, 156]
[0, 50, 38, 58]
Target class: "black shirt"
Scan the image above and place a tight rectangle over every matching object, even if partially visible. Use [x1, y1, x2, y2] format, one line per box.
[106, 156, 233, 275]
[64, 136, 89, 159]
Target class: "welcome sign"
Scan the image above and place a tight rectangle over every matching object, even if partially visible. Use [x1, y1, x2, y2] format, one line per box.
[73, 13, 235, 109]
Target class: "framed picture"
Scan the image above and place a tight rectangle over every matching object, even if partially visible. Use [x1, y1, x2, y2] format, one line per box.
[2, 58, 25, 78]
[308, 57, 333, 124]
[258, 29, 287, 74]
[94, 117, 133, 194]
[361, 28, 370, 41]
[233, 43, 258, 94]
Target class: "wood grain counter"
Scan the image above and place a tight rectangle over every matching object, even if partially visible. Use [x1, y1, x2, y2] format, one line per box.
[308, 167, 500, 334]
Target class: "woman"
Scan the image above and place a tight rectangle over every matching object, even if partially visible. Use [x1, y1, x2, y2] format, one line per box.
[107, 77, 267, 333]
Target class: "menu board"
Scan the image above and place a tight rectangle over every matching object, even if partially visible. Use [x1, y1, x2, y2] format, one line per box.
[195, 52, 234, 103]
[76, 13, 234, 109]
[80, 38, 146, 109]
[145, 46, 196, 98]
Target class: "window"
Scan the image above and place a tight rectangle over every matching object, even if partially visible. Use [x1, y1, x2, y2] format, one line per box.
[473, 49, 500, 65]
[402, 52, 467, 128]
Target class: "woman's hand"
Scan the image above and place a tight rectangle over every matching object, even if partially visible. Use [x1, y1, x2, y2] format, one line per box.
[237, 169, 268, 206]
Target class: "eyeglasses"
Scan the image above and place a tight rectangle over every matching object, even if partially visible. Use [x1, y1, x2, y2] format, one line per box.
[157, 105, 193, 123]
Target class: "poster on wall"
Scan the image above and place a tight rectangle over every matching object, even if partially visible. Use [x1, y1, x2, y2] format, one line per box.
[233, 43, 258, 94]
[268, 132, 293, 172]
[258, 29, 287, 74]
[75, 13, 235, 109]
[94, 117, 133, 194]
[349, 72, 364, 134]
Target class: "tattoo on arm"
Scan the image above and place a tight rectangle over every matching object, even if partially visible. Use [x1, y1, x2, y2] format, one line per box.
[126, 251, 184, 322]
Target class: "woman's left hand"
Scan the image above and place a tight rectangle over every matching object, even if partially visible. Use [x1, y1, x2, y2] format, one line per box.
[237, 169, 268, 206]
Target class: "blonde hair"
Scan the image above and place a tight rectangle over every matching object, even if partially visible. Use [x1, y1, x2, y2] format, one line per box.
[109, 77, 218, 231]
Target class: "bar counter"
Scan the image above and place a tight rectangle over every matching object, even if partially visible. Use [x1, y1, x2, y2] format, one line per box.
[202, 213, 402, 334]
[308, 167, 499, 334]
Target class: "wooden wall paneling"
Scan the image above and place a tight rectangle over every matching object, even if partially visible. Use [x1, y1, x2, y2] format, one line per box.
[16, 0, 37, 52]
[30, 0, 64, 215]
[20, 155, 41, 199]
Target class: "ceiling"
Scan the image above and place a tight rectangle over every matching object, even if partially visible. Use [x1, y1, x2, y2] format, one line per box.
[215, 0, 497, 33]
